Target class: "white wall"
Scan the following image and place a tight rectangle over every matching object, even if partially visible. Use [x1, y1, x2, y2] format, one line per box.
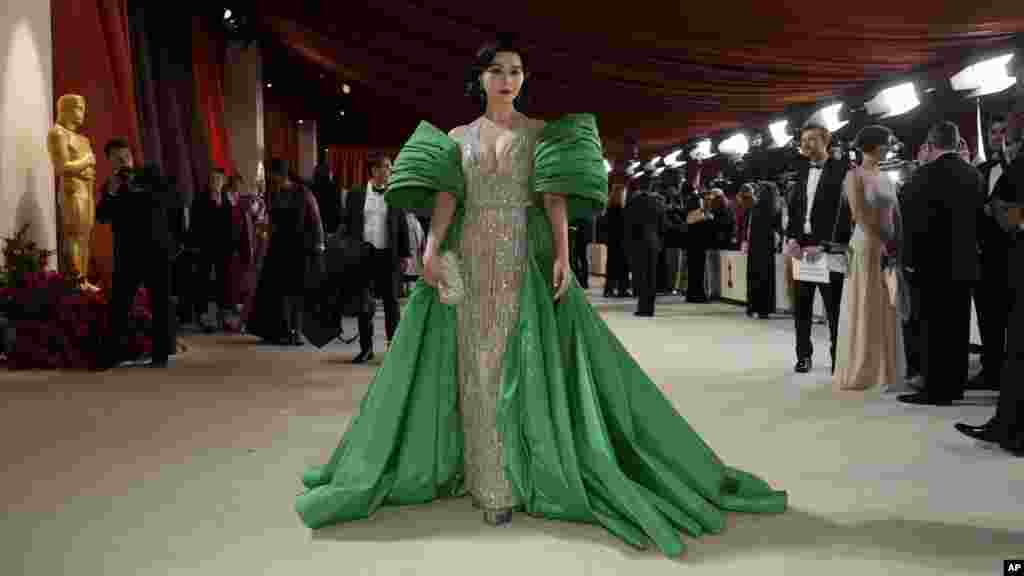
[0, 0, 55, 264]
[224, 42, 263, 195]
[297, 120, 317, 181]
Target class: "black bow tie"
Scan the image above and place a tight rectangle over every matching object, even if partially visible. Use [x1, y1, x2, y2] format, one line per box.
[809, 162, 825, 170]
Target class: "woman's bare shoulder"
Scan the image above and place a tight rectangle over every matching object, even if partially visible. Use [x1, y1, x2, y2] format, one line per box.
[449, 118, 481, 140]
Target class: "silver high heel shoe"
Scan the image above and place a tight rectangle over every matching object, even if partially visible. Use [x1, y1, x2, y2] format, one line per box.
[483, 508, 513, 526]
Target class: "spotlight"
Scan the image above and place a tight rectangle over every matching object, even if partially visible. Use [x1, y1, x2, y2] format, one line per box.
[718, 133, 750, 156]
[951, 53, 1016, 97]
[809, 103, 848, 133]
[341, 84, 351, 94]
[664, 149, 685, 167]
[223, 8, 232, 21]
[298, 120, 304, 125]
[266, 82, 272, 88]
[866, 82, 919, 117]
[690, 139, 713, 160]
[339, 111, 345, 117]
[769, 120, 793, 147]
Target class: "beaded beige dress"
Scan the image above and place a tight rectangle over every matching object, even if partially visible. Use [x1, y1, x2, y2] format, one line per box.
[451, 117, 539, 510]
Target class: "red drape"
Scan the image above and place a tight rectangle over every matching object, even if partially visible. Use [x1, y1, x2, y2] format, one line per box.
[191, 16, 236, 176]
[52, 0, 141, 292]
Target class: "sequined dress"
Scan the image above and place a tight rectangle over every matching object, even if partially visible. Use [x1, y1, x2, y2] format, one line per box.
[295, 115, 787, 557]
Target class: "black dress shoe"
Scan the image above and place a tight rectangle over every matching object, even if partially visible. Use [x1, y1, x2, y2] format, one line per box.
[898, 392, 957, 406]
[794, 358, 812, 373]
[634, 311, 654, 317]
[351, 349, 375, 364]
[954, 422, 1001, 442]
[149, 358, 169, 368]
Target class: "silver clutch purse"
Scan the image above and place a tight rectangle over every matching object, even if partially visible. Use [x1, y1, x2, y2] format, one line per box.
[438, 250, 466, 305]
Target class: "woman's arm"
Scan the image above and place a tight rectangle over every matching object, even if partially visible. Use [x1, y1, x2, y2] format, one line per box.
[424, 192, 457, 257]
[543, 194, 570, 262]
[544, 194, 572, 300]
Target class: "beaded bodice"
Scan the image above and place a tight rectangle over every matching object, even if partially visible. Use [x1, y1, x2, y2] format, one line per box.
[458, 119, 537, 210]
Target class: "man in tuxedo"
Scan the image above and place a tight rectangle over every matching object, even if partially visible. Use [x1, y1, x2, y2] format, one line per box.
[899, 121, 983, 405]
[625, 183, 667, 316]
[342, 153, 411, 363]
[956, 117, 1024, 455]
[96, 139, 178, 369]
[784, 122, 851, 374]
[970, 115, 1011, 390]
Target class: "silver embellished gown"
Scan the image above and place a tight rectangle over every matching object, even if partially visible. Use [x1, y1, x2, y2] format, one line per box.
[453, 119, 534, 511]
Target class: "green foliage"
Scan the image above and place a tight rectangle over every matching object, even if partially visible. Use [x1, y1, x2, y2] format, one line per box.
[2, 223, 56, 289]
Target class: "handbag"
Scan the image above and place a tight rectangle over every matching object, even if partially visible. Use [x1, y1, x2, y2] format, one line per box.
[438, 250, 466, 305]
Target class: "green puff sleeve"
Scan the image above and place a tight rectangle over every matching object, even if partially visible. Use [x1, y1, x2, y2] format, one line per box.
[384, 121, 465, 211]
[533, 114, 608, 221]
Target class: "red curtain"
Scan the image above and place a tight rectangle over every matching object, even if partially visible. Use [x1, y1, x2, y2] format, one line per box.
[191, 16, 236, 176]
[52, 0, 141, 292]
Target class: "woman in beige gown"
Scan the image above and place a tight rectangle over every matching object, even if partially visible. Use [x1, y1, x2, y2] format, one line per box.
[834, 125, 901, 391]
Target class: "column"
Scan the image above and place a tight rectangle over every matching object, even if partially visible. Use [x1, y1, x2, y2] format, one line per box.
[296, 120, 317, 181]
[224, 42, 264, 193]
[0, 0, 56, 263]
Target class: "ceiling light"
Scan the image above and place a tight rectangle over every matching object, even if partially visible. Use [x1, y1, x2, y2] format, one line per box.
[866, 82, 920, 117]
[265, 82, 272, 88]
[342, 84, 351, 94]
[951, 53, 1016, 97]
[718, 133, 750, 156]
[339, 111, 345, 117]
[769, 120, 793, 147]
[297, 120, 304, 125]
[810, 103, 848, 133]
[223, 8, 232, 21]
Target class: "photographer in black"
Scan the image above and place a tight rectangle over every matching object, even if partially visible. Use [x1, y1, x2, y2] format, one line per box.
[95, 139, 177, 369]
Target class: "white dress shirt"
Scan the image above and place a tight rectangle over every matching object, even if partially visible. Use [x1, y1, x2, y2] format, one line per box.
[363, 182, 389, 249]
[804, 164, 824, 234]
[989, 163, 1003, 196]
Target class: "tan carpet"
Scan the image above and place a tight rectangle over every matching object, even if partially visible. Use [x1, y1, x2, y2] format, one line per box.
[2, 297, 1021, 575]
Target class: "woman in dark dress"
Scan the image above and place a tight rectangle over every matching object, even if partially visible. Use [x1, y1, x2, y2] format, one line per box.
[247, 159, 325, 345]
[219, 175, 254, 331]
[746, 181, 779, 318]
[603, 182, 631, 297]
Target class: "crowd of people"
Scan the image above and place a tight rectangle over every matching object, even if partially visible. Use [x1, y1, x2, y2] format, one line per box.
[90, 88, 1021, 462]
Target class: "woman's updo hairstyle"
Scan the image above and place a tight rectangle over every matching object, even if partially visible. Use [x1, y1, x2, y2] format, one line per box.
[853, 124, 894, 156]
[465, 37, 529, 112]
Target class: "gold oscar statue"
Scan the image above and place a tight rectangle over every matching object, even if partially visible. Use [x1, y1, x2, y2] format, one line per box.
[47, 94, 100, 292]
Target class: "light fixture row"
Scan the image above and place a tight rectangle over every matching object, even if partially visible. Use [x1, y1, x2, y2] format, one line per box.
[630, 52, 1016, 172]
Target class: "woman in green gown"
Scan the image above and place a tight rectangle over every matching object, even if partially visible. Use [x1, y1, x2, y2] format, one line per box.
[296, 40, 786, 557]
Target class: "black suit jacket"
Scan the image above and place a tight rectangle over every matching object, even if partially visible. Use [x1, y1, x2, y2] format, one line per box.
[902, 154, 983, 283]
[342, 183, 412, 262]
[977, 156, 1016, 258]
[96, 166, 180, 265]
[785, 158, 852, 246]
[624, 192, 667, 252]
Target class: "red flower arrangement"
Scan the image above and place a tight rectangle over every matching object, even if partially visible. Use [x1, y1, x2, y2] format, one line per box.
[2, 270, 152, 370]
